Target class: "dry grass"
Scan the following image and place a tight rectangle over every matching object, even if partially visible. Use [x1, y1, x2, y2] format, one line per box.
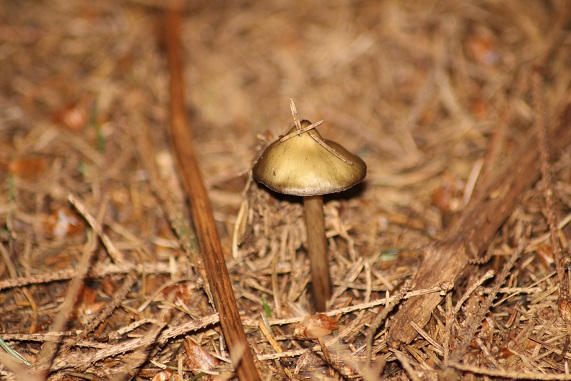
[1, 0, 571, 380]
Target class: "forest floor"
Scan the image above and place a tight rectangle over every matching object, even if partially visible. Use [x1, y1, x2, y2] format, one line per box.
[1, 1, 571, 380]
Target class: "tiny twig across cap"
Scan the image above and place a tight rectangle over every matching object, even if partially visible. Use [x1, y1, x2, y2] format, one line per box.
[279, 120, 324, 142]
[309, 132, 355, 166]
[286, 98, 354, 166]
[290, 98, 302, 131]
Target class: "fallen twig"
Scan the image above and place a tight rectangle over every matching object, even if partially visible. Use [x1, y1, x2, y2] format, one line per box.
[366, 280, 412, 363]
[449, 242, 525, 363]
[32, 200, 100, 378]
[449, 361, 571, 380]
[0, 262, 170, 292]
[49, 314, 219, 372]
[162, 6, 260, 380]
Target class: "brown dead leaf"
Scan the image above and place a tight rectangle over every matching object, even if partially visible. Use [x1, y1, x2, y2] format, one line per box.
[294, 313, 339, 339]
[43, 206, 84, 238]
[0, 156, 49, 179]
[183, 337, 220, 371]
[151, 370, 183, 381]
[51, 100, 89, 132]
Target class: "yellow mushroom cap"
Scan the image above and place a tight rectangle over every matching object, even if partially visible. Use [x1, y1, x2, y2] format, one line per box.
[253, 120, 366, 196]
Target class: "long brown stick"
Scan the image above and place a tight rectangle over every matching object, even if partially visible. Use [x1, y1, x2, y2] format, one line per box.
[163, 8, 260, 381]
[387, 101, 571, 346]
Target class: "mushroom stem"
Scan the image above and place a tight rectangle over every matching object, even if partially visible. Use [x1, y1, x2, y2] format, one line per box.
[303, 195, 332, 312]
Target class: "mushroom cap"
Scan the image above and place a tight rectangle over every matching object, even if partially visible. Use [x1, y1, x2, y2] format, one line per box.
[253, 120, 366, 196]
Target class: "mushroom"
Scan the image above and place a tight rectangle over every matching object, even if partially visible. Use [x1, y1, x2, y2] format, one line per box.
[252, 100, 366, 311]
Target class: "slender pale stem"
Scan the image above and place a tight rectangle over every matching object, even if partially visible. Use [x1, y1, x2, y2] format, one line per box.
[303, 195, 332, 312]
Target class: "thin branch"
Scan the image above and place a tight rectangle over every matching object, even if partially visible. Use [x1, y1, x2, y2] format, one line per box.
[366, 280, 412, 363]
[68, 194, 124, 263]
[0, 262, 170, 291]
[49, 315, 219, 372]
[286, 99, 355, 165]
[450, 242, 525, 362]
[163, 7, 260, 380]
[449, 361, 571, 380]
[279, 120, 324, 142]
[32, 223, 99, 378]
[308, 131, 356, 165]
[289, 98, 302, 131]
